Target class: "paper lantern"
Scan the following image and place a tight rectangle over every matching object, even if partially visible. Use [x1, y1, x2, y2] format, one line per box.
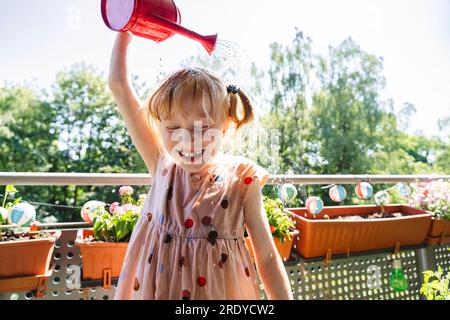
[355, 182, 373, 199]
[81, 200, 106, 223]
[329, 185, 347, 202]
[305, 196, 324, 214]
[9, 202, 36, 227]
[278, 183, 298, 204]
[396, 183, 412, 198]
[374, 191, 390, 206]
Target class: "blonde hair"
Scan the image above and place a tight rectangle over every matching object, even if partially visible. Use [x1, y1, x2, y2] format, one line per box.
[146, 67, 254, 133]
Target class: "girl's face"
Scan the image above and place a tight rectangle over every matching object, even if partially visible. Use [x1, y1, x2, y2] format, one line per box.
[160, 93, 229, 173]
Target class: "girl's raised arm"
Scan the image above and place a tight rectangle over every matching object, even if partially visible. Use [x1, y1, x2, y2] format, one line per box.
[108, 32, 163, 176]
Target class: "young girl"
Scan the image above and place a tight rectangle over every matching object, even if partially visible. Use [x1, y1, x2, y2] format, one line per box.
[109, 32, 293, 300]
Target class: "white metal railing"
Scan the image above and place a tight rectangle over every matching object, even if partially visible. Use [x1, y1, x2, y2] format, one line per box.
[0, 172, 448, 186]
[0, 172, 448, 230]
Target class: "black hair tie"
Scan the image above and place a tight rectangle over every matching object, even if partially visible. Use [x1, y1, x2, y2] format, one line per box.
[226, 85, 240, 94]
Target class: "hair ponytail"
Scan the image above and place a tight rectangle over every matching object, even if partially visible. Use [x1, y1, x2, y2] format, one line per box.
[228, 89, 254, 131]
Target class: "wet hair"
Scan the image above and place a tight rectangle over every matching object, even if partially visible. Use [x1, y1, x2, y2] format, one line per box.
[146, 67, 254, 132]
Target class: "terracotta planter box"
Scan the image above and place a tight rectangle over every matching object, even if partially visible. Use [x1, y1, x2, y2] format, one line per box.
[76, 229, 128, 281]
[245, 229, 299, 262]
[286, 205, 432, 259]
[0, 230, 61, 279]
[425, 217, 450, 245]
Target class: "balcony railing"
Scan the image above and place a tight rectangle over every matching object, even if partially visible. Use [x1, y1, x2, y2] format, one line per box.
[0, 172, 449, 300]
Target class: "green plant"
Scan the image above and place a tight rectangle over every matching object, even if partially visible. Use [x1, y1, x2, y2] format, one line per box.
[91, 186, 143, 242]
[263, 196, 296, 242]
[420, 265, 450, 300]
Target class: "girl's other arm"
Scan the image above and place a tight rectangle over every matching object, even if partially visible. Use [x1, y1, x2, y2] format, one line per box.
[243, 182, 294, 300]
[108, 32, 163, 176]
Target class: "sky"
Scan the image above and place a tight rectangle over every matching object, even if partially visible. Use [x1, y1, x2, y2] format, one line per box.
[0, 0, 449, 137]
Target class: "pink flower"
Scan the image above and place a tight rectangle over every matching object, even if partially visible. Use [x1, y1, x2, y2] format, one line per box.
[132, 205, 141, 214]
[109, 201, 119, 214]
[119, 186, 134, 196]
[122, 203, 133, 212]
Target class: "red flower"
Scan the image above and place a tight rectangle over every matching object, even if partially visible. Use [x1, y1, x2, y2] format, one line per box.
[270, 225, 276, 234]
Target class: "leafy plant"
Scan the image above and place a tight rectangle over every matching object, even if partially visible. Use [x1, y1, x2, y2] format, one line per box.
[90, 186, 144, 242]
[263, 196, 296, 242]
[420, 252, 450, 300]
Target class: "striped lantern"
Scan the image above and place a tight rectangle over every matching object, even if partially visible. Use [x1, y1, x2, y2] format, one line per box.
[374, 191, 390, 206]
[305, 196, 324, 215]
[396, 183, 412, 198]
[355, 182, 373, 199]
[8, 202, 36, 227]
[81, 200, 106, 224]
[278, 183, 298, 204]
[329, 185, 347, 202]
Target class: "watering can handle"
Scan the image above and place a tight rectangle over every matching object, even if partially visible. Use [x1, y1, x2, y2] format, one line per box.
[176, 6, 182, 25]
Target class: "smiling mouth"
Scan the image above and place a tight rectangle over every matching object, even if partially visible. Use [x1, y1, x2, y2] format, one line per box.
[177, 149, 205, 163]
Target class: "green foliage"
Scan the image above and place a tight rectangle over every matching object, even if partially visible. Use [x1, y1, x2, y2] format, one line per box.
[0, 63, 149, 223]
[263, 30, 449, 178]
[420, 262, 450, 300]
[263, 196, 296, 241]
[0, 31, 448, 223]
[92, 208, 139, 243]
[91, 186, 142, 242]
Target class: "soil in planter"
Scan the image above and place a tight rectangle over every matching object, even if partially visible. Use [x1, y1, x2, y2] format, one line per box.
[0, 230, 54, 242]
[325, 211, 404, 220]
[82, 235, 125, 243]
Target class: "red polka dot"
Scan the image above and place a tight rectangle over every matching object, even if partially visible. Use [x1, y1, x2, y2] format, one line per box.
[134, 278, 140, 290]
[243, 176, 253, 185]
[201, 216, 212, 225]
[197, 276, 206, 287]
[162, 168, 168, 176]
[185, 218, 194, 228]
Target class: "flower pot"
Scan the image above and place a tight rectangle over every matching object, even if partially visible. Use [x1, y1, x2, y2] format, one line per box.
[425, 217, 450, 245]
[286, 205, 432, 259]
[245, 229, 299, 262]
[75, 229, 128, 281]
[0, 230, 61, 279]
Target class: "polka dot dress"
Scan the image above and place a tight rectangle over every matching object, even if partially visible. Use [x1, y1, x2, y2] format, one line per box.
[114, 151, 270, 300]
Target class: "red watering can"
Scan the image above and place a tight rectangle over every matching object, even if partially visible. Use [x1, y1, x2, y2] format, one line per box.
[101, 0, 218, 55]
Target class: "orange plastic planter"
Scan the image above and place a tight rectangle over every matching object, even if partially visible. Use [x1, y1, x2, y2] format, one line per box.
[245, 229, 299, 262]
[0, 230, 61, 279]
[425, 217, 450, 245]
[76, 229, 128, 281]
[286, 205, 432, 259]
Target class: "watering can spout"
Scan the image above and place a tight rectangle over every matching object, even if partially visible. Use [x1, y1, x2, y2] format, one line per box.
[200, 34, 218, 55]
[146, 13, 218, 55]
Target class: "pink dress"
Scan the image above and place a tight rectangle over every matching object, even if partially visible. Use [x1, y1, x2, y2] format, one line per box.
[114, 151, 271, 300]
